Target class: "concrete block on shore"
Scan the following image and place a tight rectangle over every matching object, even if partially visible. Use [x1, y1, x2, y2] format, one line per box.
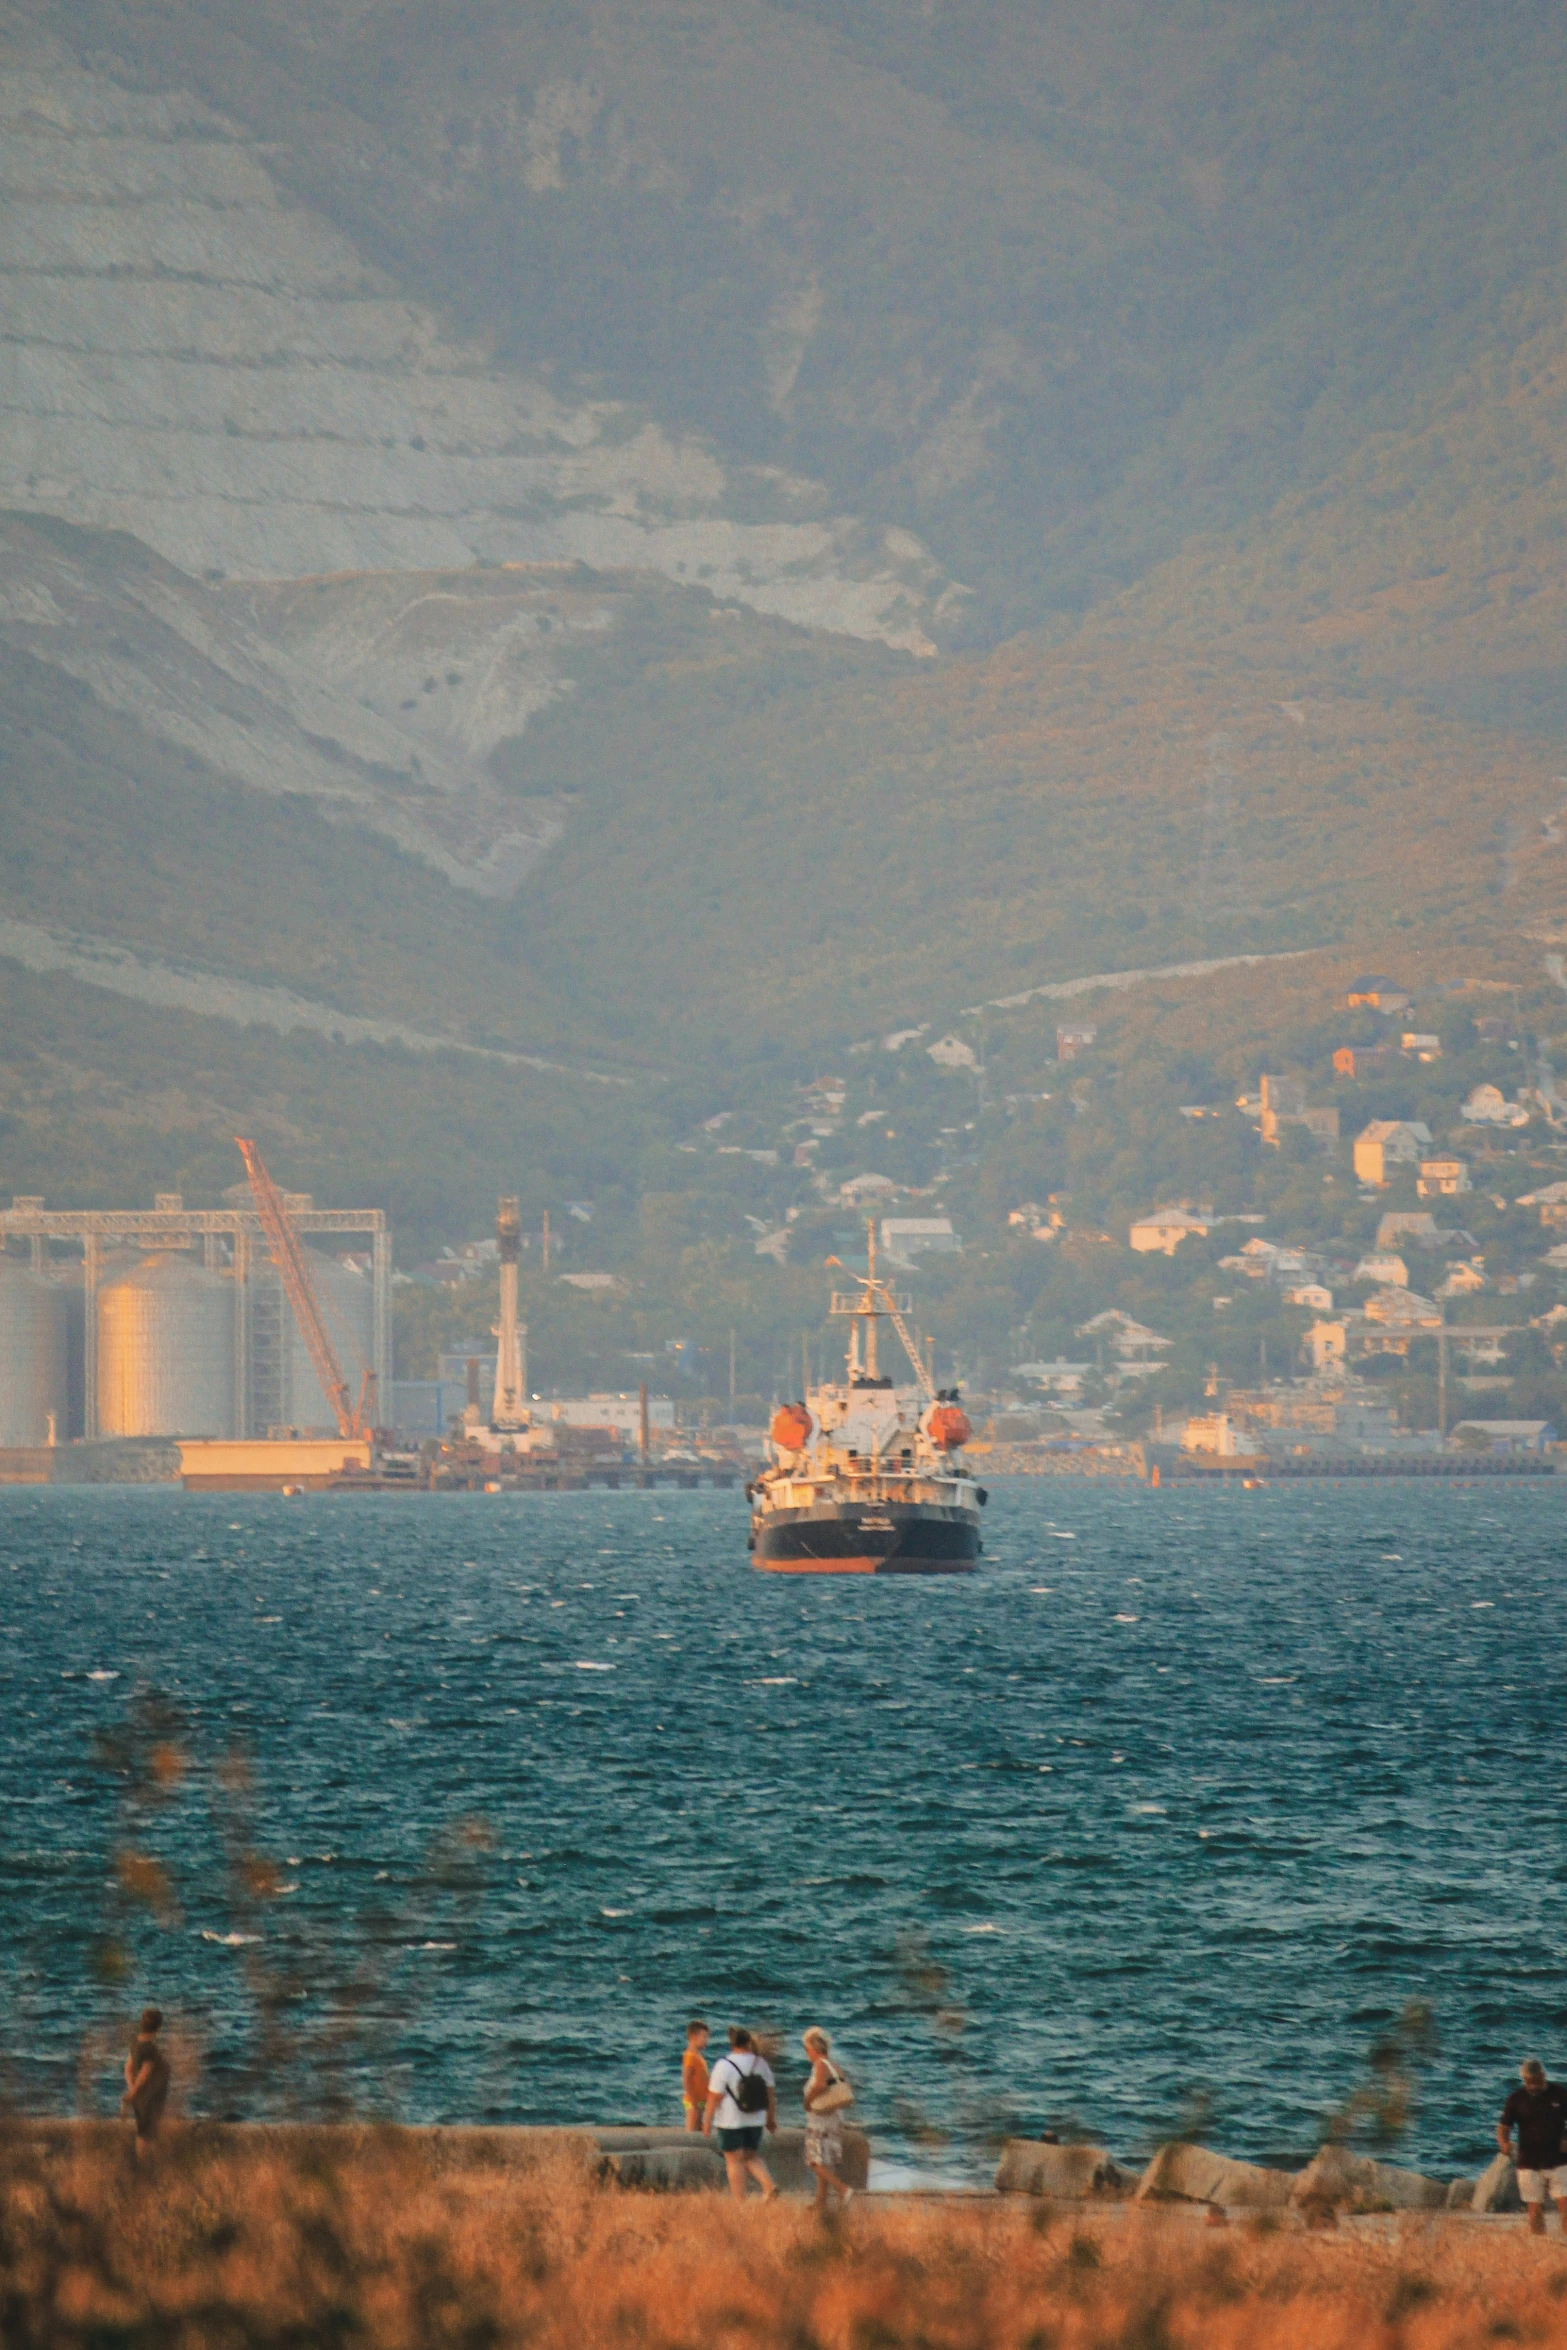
[1135, 2143, 1294, 2210]
[1289, 2144, 1446, 2213]
[599, 2141, 726, 2192]
[590, 2126, 869, 2195]
[995, 2141, 1129, 2199]
[1471, 2154, 1522, 2213]
[1445, 2176, 1477, 2209]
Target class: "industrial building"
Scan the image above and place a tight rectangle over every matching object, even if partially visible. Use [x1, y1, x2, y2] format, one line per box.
[0, 1189, 388, 1445]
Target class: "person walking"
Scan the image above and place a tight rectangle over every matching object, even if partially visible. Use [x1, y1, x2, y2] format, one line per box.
[702, 2026, 778, 2202]
[801, 2027, 855, 2209]
[682, 2018, 710, 2132]
[120, 2006, 170, 2161]
[1498, 2057, 1567, 2234]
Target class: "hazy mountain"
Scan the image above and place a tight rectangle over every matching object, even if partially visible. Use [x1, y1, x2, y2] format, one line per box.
[2, 0, 1565, 1260]
[24, 0, 1564, 637]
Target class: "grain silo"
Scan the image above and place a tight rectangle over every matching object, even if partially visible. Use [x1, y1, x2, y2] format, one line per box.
[97, 1252, 235, 1437]
[286, 1250, 375, 1430]
[0, 1254, 69, 1445]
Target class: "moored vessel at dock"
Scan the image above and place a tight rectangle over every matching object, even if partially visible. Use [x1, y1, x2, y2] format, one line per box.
[748, 1232, 984, 1574]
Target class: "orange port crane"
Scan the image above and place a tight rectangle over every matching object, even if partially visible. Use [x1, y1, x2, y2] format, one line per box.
[235, 1138, 373, 1440]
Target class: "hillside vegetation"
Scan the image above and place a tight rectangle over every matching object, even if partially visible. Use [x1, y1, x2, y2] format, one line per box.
[3, 1, 1566, 1369]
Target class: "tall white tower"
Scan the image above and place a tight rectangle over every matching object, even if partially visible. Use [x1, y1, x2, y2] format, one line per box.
[491, 1196, 527, 1428]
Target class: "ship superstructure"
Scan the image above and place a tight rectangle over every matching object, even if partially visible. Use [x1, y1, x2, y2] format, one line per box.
[748, 1230, 984, 1573]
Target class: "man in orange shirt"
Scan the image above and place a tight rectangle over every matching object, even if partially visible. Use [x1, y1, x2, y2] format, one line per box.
[682, 2018, 710, 2130]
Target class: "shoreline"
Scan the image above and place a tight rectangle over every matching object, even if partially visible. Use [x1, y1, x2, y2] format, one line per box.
[7, 2119, 1541, 2228]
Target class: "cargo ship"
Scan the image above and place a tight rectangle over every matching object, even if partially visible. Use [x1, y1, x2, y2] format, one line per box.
[747, 1232, 984, 1574]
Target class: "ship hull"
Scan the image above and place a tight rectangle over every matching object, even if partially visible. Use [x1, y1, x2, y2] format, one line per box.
[752, 1499, 980, 1575]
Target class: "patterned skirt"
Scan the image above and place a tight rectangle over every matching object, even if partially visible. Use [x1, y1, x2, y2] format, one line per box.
[804, 2113, 844, 2169]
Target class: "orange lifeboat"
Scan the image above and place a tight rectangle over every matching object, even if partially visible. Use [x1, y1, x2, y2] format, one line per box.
[927, 1404, 970, 1450]
[771, 1402, 813, 1452]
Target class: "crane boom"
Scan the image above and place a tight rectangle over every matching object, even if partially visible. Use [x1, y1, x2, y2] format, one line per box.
[886, 1293, 935, 1404]
[235, 1138, 367, 1440]
[829, 1219, 935, 1403]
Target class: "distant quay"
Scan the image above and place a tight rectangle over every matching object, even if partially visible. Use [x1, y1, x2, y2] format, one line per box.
[1141, 1443, 1557, 1482]
[0, 1438, 745, 1493]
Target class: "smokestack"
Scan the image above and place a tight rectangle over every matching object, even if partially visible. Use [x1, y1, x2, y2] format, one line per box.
[492, 1195, 525, 1429]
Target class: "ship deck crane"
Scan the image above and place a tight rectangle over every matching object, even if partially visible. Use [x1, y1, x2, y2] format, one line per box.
[235, 1138, 373, 1440]
[830, 1221, 936, 1403]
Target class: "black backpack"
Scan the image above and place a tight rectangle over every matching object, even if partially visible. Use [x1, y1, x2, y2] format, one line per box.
[727, 2055, 770, 2115]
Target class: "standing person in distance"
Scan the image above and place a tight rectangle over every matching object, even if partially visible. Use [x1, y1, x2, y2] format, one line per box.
[682, 2017, 710, 2132]
[801, 2026, 855, 2209]
[120, 2006, 171, 2162]
[702, 2026, 779, 2201]
[1498, 2057, 1567, 2234]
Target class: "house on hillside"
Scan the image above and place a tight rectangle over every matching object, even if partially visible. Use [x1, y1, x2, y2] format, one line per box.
[1437, 1260, 1486, 1296]
[880, 1216, 961, 1267]
[1354, 1252, 1410, 1287]
[1353, 1119, 1432, 1186]
[1259, 1072, 1305, 1125]
[1218, 1238, 1276, 1278]
[1286, 1282, 1334, 1311]
[1056, 1023, 1097, 1062]
[1129, 1205, 1210, 1255]
[1333, 1044, 1392, 1080]
[841, 1171, 899, 1203]
[1259, 1073, 1339, 1149]
[1462, 1083, 1530, 1127]
[1516, 1180, 1567, 1228]
[1363, 1286, 1442, 1331]
[1078, 1309, 1172, 1377]
[1010, 1200, 1065, 1241]
[1378, 1210, 1441, 1249]
[1345, 975, 1411, 1012]
[1401, 1032, 1442, 1061]
[1418, 1157, 1471, 1198]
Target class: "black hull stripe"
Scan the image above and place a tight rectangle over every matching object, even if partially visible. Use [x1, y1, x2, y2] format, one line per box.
[755, 1520, 980, 1570]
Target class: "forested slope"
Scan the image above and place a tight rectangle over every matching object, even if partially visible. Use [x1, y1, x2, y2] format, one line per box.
[2, 0, 1565, 1292]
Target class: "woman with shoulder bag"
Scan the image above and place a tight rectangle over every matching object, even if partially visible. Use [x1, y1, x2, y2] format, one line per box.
[801, 2027, 855, 2208]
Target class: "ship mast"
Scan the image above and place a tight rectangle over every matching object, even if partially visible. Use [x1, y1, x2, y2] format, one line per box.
[830, 1220, 935, 1400]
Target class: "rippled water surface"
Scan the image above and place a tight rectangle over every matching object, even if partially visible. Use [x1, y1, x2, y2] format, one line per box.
[4, 1478, 1564, 2175]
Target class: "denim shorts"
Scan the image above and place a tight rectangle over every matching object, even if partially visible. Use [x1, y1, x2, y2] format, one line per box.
[716, 2124, 764, 2154]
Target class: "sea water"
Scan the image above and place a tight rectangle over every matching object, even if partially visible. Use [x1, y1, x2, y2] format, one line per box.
[2, 1477, 1562, 2179]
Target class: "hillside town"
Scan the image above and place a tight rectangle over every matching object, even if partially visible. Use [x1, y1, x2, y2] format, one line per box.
[387, 963, 1567, 1477]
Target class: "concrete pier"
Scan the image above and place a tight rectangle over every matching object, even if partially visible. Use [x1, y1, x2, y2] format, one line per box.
[6, 2119, 870, 2195]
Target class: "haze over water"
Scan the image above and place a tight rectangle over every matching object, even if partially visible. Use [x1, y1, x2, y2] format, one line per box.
[3, 1481, 1560, 2178]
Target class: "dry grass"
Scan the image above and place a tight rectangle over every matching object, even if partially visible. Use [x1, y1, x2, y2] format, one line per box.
[7, 2131, 1567, 2350]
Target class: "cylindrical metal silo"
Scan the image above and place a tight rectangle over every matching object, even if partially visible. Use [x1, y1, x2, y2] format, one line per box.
[286, 1250, 375, 1431]
[0, 1255, 69, 1445]
[97, 1252, 235, 1437]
